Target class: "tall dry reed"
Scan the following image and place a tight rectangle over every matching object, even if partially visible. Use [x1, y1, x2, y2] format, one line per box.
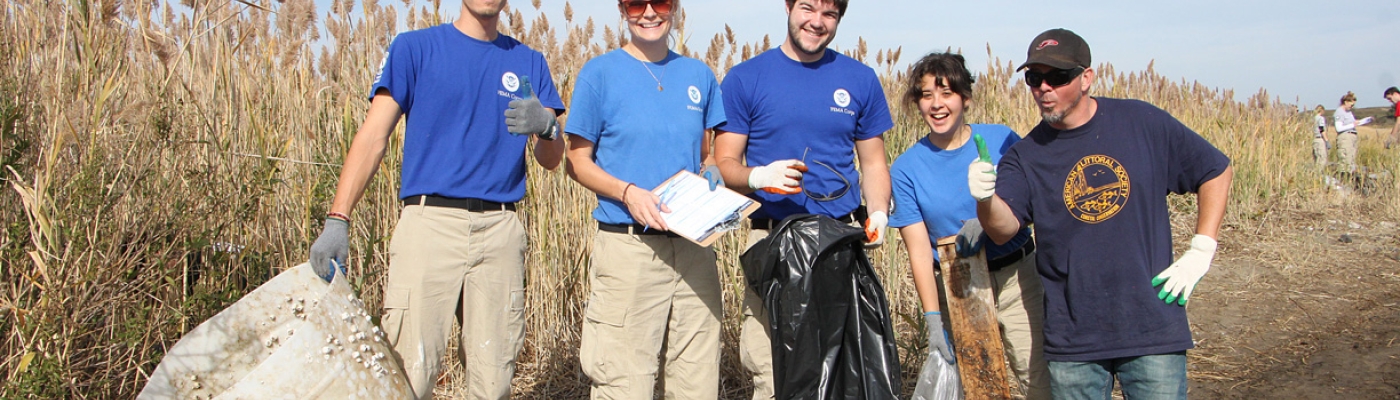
[1, 1, 1394, 398]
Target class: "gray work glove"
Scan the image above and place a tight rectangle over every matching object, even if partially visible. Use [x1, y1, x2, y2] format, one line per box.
[925, 311, 956, 364]
[504, 98, 557, 140]
[702, 165, 724, 191]
[309, 218, 348, 282]
[955, 218, 985, 258]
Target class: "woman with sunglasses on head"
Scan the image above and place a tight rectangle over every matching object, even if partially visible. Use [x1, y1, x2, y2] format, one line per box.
[889, 52, 1049, 399]
[564, 0, 727, 398]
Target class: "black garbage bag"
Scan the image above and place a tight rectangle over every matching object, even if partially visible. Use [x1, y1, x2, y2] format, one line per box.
[741, 214, 902, 400]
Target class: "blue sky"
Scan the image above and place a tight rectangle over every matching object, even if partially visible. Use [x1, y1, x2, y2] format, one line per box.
[317, 0, 1399, 109]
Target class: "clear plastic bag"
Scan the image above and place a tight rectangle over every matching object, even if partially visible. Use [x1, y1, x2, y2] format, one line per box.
[912, 348, 963, 400]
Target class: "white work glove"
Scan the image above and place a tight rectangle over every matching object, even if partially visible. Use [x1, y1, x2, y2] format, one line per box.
[968, 158, 997, 202]
[863, 210, 888, 247]
[748, 159, 806, 195]
[1151, 234, 1217, 306]
[924, 312, 956, 364]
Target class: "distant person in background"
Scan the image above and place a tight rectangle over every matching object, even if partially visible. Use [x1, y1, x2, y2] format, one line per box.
[890, 52, 1049, 399]
[1333, 91, 1372, 173]
[1385, 87, 1400, 149]
[564, 0, 729, 398]
[975, 28, 1233, 399]
[1313, 105, 1328, 168]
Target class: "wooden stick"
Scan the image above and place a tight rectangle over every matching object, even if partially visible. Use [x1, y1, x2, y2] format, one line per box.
[935, 235, 1012, 399]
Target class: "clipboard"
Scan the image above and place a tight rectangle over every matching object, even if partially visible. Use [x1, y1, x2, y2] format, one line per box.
[652, 170, 761, 247]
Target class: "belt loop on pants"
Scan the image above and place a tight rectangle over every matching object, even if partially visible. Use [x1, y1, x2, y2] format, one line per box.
[402, 195, 516, 212]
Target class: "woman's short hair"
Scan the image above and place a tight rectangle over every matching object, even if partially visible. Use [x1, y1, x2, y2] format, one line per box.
[1315, 105, 1325, 113]
[1340, 91, 1357, 104]
[903, 52, 974, 106]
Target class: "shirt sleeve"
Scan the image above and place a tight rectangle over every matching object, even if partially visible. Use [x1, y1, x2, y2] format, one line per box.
[532, 52, 566, 114]
[995, 145, 1034, 227]
[564, 64, 604, 145]
[370, 34, 415, 112]
[704, 71, 727, 130]
[888, 165, 922, 228]
[1335, 112, 1356, 132]
[1163, 108, 1231, 194]
[855, 72, 894, 141]
[719, 71, 751, 135]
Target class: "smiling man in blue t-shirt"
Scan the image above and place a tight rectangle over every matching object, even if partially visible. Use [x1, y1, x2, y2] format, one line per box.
[712, 0, 893, 398]
[973, 29, 1233, 399]
[306, 1, 565, 398]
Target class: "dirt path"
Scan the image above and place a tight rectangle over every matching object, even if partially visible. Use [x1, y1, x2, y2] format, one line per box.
[1188, 206, 1400, 398]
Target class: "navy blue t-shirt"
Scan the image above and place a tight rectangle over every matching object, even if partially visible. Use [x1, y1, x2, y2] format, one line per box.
[995, 98, 1230, 361]
[720, 48, 893, 220]
[371, 24, 564, 203]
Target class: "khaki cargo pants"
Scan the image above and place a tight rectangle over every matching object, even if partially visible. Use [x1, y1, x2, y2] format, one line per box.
[381, 205, 527, 400]
[990, 252, 1050, 400]
[580, 230, 723, 400]
[1338, 131, 1358, 172]
[1312, 137, 1328, 168]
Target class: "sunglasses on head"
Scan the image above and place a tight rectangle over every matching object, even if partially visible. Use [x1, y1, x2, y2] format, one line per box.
[621, 0, 673, 18]
[1024, 67, 1084, 88]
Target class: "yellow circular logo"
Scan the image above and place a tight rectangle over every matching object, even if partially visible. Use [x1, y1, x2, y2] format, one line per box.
[1063, 155, 1130, 223]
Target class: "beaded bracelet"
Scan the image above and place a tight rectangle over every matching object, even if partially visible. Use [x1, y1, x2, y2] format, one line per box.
[327, 211, 351, 223]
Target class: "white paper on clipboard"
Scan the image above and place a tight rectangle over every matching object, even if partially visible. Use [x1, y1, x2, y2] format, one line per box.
[653, 170, 760, 247]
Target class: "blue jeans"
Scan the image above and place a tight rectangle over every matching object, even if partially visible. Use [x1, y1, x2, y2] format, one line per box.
[1048, 352, 1187, 400]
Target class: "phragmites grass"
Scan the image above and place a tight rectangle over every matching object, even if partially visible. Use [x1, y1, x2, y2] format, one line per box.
[0, 1, 1395, 398]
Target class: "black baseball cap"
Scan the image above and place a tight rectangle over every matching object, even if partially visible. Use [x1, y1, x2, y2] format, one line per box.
[1017, 28, 1091, 71]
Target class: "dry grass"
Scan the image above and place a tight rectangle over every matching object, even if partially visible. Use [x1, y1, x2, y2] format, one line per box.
[0, 1, 1396, 398]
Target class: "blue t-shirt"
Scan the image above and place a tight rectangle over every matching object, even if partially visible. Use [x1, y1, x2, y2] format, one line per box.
[996, 98, 1231, 362]
[889, 124, 1032, 262]
[565, 50, 727, 225]
[371, 24, 564, 203]
[720, 48, 894, 220]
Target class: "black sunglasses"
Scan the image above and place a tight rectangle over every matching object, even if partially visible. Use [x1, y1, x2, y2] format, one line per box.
[1024, 67, 1084, 88]
[799, 148, 849, 202]
[621, 0, 673, 18]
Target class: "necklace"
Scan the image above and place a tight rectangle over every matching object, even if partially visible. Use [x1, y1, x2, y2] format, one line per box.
[640, 57, 667, 92]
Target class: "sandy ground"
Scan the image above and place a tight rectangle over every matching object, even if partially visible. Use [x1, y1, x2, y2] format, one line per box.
[1188, 201, 1400, 398]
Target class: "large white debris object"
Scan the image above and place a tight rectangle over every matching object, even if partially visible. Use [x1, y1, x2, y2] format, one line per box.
[139, 263, 412, 399]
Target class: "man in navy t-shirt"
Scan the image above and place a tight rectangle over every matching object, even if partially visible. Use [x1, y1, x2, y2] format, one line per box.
[307, 1, 565, 398]
[971, 29, 1233, 399]
[712, 0, 893, 398]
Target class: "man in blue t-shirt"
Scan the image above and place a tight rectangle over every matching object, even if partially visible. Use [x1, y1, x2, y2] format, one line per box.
[713, 0, 893, 398]
[972, 29, 1233, 399]
[307, 2, 565, 399]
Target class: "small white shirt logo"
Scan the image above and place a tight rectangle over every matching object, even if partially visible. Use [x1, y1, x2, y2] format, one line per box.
[688, 86, 702, 104]
[502, 72, 521, 93]
[833, 89, 851, 108]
